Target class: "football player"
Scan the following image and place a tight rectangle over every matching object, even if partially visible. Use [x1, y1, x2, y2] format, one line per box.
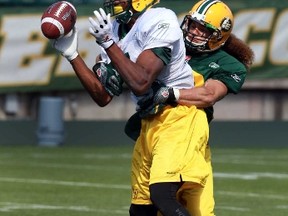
[50, 0, 210, 215]
[124, 0, 254, 215]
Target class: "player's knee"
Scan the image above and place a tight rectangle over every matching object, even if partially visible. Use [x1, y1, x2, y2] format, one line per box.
[129, 204, 158, 216]
[150, 182, 191, 216]
[149, 182, 179, 209]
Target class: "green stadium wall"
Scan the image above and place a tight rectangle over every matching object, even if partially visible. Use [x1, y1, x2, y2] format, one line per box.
[0, 0, 288, 94]
[0, 121, 287, 148]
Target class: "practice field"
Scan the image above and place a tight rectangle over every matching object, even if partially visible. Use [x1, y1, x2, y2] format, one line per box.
[0, 146, 287, 216]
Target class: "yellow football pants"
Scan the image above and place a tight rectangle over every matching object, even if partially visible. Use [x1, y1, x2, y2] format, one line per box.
[131, 105, 209, 206]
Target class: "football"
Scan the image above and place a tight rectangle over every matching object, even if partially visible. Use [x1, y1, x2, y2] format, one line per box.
[41, 1, 77, 39]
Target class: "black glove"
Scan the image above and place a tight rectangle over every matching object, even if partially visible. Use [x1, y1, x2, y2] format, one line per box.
[137, 80, 177, 118]
[93, 61, 123, 96]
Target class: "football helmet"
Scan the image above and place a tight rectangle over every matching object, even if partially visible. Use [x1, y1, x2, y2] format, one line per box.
[104, 0, 160, 24]
[180, 0, 234, 52]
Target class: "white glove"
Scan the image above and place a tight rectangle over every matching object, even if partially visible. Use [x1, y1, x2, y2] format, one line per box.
[51, 27, 79, 61]
[88, 8, 114, 49]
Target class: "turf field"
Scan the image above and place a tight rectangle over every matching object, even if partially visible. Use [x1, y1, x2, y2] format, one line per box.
[0, 146, 287, 216]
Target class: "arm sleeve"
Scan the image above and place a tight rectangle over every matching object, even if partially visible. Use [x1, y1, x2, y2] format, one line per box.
[151, 47, 171, 65]
[212, 66, 247, 94]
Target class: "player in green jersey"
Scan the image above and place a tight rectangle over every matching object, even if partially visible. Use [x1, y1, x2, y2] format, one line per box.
[101, 0, 254, 215]
[125, 1, 254, 215]
[169, 35, 254, 216]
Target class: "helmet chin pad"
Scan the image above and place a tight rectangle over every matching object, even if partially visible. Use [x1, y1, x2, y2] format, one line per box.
[116, 9, 134, 24]
[114, 5, 124, 14]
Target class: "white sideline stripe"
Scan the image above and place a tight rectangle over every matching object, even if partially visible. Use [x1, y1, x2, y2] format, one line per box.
[31, 153, 132, 159]
[214, 159, 288, 167]
[0, 153, 131, 160]
[0, 177, 130, 190]
[213, 155, 288, 167]
[217, 191, 288, 200]
[214, 172, 288, 180]
[0, 202, 127, 214]
[1, 177, 287, 206]
[216, 206, 250, 212]
[0, 161, 127, 171]
[1, 159, 287, 180]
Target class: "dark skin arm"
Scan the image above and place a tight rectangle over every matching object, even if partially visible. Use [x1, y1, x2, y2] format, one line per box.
[105, 43, 165, 96]
[178, 79, 228, 107]
[70, 56, 112, 107]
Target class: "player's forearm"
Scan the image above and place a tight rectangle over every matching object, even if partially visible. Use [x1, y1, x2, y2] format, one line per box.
[178, 87, 216, 108]
[105, 44, 162, 96]
[70, 56, 112, 107]
[105, 44, 148, 95]
[177, 79, 228, 107]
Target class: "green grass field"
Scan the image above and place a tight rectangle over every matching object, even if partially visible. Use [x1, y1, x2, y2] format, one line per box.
[0, 146, 287, 216]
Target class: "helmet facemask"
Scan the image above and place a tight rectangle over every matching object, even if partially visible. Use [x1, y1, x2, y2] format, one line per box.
[181, 14, 222, 53]
[104, 0, 134, 24]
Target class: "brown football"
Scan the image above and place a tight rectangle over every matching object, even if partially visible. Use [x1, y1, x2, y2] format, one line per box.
[41, 1, 77, 39]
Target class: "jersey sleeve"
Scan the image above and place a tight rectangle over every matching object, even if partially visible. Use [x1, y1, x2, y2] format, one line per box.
[210, 55, 247, 94]
[138, 8, 183, 51]
[151, 47, 171, 65]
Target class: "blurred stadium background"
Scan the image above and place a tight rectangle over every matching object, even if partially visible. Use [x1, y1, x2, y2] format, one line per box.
[0, 1, 287, 216]
[0, 0, 288, 146]
[0, 0, 287, 146]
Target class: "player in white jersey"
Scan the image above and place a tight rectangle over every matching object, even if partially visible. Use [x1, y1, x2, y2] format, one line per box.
[50, 0, 209, 215]
[100, 7, 193, 90]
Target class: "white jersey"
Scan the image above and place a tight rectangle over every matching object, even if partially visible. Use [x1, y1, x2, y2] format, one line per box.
[101, 7, 194, 101]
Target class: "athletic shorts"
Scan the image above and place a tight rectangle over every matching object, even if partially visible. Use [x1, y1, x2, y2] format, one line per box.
[176, 145, 215, 216]
[131, 105, 209, 205]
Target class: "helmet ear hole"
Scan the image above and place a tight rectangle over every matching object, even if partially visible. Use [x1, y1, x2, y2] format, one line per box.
[213, 31, 222, 41]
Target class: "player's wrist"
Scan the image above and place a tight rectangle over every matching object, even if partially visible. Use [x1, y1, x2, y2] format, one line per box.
[98, 40, 114, 49]
[66, 51, 79, 61]
[173, 88, 180, 101]
[167, 88, 179, 103]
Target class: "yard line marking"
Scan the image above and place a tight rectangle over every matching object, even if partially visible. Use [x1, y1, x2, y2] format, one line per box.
[1, 159, 287, 180]
[214, 172, 288, 180]
[0, 177, 130, 190]
[31, 153, 131, 160]
[277, 205, 288, 209]
[216, 206, 250, 212]
[213, 158, 288, 166]
[0, 161, 127, 171]
[217, 191, 288, 200]
[0, 202, 127, 214]
[0, 153, 132, 160]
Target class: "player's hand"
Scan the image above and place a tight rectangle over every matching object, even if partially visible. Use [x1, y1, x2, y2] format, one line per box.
[92, 61, 123, 96]
[137, 80, 178, 118]
[51, 27, 78, 61]
[89, 8, 114, 49]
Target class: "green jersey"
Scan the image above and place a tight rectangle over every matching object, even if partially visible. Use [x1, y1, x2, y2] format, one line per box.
[125, 49, 247, 140]
[186, 49, 247, 122]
